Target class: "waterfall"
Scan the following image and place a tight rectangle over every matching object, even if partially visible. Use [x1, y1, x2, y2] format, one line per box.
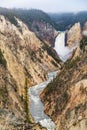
[54, 32, 77, 62]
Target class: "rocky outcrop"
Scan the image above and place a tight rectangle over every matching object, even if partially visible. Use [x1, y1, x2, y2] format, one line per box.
[0, 15, 60, 129]
[71, 46, 81, 60]
[55, 78, 87, 130]
[0, 63, 27, 129]
[31, 21, 58, 46]
[67, 23, 82, 47]
[41, 48, 87, 130]
[0, 15, 60, 88]
[68, 22, 87, 60]
[0, 8, 58, 47]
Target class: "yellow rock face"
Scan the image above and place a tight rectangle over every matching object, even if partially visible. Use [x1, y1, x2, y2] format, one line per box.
[0, 15, 59, 96]
[41, 50, 87, 130]
[67, 23, 82, 47]
[56, 79, 87, 130]
[0, 15, 60, 129]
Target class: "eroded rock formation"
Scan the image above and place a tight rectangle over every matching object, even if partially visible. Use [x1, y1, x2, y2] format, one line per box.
[41, 47, 87, 130]
[0, 15, 60, 129]
[67, 23, 82, 47]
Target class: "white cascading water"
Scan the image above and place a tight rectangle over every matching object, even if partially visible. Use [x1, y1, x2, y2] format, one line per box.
[54, 32, 77, 62]
[28, 32, 77, 130]
[28, 71, 58, 130]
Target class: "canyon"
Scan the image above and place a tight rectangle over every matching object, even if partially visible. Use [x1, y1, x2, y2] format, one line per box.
[0, 14, 60, 129]
[41, 23, 87, 130]
[0, 8, 87, 130]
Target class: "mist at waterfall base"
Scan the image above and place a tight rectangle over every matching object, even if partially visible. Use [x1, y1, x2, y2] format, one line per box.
[54, 32, 77, 62]
[29, 71, 57, 130]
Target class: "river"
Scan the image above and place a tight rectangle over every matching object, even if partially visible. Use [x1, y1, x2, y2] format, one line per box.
[28, 71, 58, 130]
[28, 31, 77, 130]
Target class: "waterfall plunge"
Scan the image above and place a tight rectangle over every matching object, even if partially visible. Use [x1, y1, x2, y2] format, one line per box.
[54, 32, 76, 62]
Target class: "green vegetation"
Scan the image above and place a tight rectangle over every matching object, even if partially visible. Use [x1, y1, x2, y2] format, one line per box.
[0, 85, 8, 106]
[0, 7, 55, 28]
[0, 7, 87, 31]
[42, 43, 61, 63]
[51, 60, 58, 67]
[64, 56, 81, 69]
[0, 8, 18, 26]
[42, 52, 87, 118]
[0, 7, 62, 66]
[49, 11, 87, 31]
[55, 91, 70, 113]
[24, 78, 31, 123]
[0, 49, 7, 68]
[80, 36, 87, 51]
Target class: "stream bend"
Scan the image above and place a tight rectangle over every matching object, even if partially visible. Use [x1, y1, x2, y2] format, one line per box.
[28, 71, 58, 130]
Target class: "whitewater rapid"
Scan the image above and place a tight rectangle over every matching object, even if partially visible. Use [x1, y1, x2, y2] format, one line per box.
[54, 32, 77, 62]
[28, 71, 58, 130]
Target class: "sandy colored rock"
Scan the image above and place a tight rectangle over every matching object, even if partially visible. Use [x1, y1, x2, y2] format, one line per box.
[41, 50, 87, 130]
[67, 23, 82, 47]
[0, 15, 60, 91]
[0, 15, 60, 129]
